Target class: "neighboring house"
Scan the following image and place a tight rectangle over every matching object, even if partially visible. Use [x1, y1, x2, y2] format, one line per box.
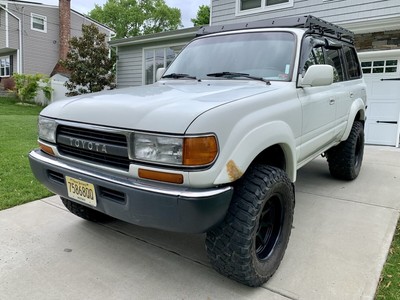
[0, 0, 114, 83]
[111, 1, 400, 147]
[110, 27, 199, 87]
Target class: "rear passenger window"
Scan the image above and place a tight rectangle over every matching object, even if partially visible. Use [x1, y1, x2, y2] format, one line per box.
[343, 46, 361, 79]
[325, 49, 344, 82]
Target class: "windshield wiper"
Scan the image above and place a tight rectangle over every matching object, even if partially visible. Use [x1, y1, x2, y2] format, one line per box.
[162, 73, 197, 80]
[206, 72, 271, 85]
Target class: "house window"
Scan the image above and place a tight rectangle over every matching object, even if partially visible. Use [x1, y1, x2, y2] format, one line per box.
[239, 0, 292, 12]
[0, 56, 11, 77]
[31, 13, 47, 33]
[144, 45, 183, 85]
[361, 60, 398, 74]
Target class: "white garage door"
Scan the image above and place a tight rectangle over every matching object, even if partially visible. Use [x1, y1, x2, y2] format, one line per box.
[360, 53, 400, 147]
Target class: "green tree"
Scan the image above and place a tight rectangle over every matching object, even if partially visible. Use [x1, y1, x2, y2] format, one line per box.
[89, 0, 182, 39]
[61, 24, 115, 96]
[191, 5, 210, 26]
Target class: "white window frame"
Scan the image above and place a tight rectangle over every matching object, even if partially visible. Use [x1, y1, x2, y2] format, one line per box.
[236, 0, 294, 16]
[361, 59, 399, 75]
[142, 43, 186, 85]
[31, 13, 47, 33]
[0, 56, 11, 77]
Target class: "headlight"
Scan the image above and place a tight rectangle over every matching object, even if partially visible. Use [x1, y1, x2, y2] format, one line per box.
[38, 116, 57, 143]
[134, 133, 218, 166]
[135, 134, 183, 165]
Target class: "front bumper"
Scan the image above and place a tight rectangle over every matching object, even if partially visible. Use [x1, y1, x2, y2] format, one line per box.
[29, 149, 233, 233]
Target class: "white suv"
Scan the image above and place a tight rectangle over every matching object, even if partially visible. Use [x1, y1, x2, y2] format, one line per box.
[29, 15, 366, 287]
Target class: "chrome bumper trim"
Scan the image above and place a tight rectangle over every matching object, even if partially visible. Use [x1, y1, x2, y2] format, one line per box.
[29, 150, 232, 198]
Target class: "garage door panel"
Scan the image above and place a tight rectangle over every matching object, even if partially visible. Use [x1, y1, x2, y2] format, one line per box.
[370, 80, 400, 98]
[368, 101, 400, 120]
[365, 122, 398, 146]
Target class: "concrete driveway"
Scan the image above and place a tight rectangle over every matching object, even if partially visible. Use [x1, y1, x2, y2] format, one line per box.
[0, 145, 399, 299]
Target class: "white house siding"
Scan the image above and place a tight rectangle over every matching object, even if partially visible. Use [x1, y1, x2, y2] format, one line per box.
[211, 0, 400, 26]
[117, 46, 143, 87]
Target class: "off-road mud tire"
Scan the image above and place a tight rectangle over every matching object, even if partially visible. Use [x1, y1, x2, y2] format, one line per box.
[61, 197, 113, 222]
[327, 121, 364, 180]
[205, 165, 295, 287]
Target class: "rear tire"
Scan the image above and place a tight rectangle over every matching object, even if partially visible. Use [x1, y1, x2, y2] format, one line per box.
[205, 165, 295, 287]
[61, 197, 113, 222]
[327, 121, 364, 180]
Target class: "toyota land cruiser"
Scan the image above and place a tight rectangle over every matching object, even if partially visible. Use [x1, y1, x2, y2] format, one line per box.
[29, 15, 367, 287]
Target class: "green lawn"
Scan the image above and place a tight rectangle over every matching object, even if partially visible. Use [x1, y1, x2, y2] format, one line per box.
[376, 220, 400, 299]
[0, 96, 398, 297]
[0, 97, 52, 210]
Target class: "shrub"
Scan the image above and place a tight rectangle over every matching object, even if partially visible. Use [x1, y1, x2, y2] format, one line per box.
[13, 73, 53, 103]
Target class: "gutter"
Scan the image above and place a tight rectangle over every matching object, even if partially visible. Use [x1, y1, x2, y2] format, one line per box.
[109, 28, 199, 47]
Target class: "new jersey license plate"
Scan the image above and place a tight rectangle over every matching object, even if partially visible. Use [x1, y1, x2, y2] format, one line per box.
[66, 176, 97, 207]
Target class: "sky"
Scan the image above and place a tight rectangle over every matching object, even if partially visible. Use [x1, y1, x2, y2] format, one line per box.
[36, 0, 211, 28]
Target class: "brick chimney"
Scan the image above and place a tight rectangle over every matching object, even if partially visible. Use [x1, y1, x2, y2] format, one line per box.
[51, 0, 71, 76]
[59, 0, 71, 60]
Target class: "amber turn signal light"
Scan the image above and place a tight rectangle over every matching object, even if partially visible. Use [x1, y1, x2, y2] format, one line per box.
[183, 136, 218, 166]
[138, 169, 184, 184]
[39, 142, 55, 156]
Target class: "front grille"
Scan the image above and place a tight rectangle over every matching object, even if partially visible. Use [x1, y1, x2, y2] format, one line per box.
[56, 125, 130, 171]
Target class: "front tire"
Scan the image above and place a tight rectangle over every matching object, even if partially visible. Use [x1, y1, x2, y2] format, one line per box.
[205, 166, 295, 287]
[327, 121, 364, 180]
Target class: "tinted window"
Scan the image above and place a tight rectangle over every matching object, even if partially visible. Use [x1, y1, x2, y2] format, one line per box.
[343, 46, 361, 79]
[325, 49, 344, 82]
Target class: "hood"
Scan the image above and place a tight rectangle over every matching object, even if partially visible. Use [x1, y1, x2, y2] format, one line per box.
[41, 80, 281, 133]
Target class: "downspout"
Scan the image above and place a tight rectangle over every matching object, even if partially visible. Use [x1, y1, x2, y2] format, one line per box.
[209, 0, 212, 26]
[0, 4, 23, 73]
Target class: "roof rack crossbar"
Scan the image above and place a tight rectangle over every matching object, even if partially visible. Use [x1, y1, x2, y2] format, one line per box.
[196, 15, 354, 43]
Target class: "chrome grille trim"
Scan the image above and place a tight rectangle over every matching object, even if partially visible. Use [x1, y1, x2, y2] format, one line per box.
[56, 122, 131, 171]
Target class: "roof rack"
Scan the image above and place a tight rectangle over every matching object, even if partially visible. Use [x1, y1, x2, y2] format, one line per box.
[196, 15, 354, 44]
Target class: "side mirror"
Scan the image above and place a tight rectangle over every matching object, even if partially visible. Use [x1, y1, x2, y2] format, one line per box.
[156, 68, 166, 81]
[299, 65, 334, 87]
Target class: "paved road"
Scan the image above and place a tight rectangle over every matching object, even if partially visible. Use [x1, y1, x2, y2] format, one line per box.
[0, 145, 399, 299]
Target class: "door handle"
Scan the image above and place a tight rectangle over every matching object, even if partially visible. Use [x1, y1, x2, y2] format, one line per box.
[329, 99, 335, 105]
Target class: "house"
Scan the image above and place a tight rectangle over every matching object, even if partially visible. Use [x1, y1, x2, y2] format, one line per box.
[0, 0, 114, 86]
[112, 1, 400, 147]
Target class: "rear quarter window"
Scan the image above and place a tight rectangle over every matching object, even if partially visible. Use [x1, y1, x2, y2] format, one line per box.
[343, 46, 362, 80]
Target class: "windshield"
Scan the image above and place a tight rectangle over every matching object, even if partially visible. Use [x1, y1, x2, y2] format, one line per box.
[164, 31, 296, 81]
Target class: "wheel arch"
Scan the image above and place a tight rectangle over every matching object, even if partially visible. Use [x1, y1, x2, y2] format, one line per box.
[341, 98, 366, 141]
[213, 121, 297, 184]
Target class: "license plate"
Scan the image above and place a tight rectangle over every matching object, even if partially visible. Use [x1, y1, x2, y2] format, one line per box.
[66, 176, 97, 207]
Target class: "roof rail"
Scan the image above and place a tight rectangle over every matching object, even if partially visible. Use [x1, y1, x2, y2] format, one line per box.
[196, 15, 354, 43]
